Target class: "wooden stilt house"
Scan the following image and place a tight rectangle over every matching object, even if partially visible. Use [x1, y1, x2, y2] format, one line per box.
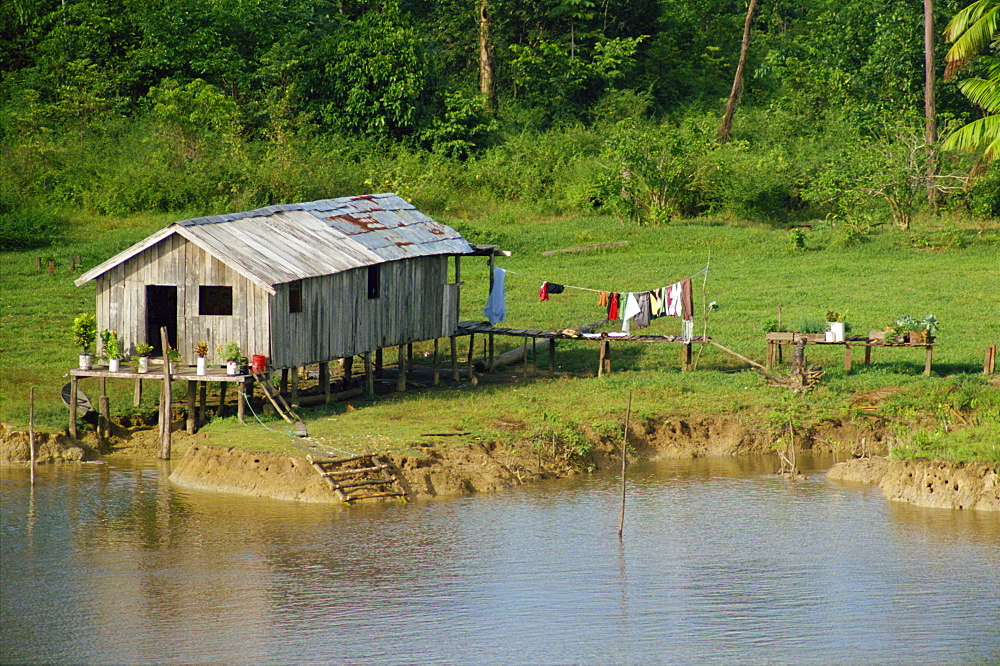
[74, 194, 474, 368]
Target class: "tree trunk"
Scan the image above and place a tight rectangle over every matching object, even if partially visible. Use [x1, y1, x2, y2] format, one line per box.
[478, 0, 495, 108]
[717, 0, 758, 144]
[924, 0, 939, 209]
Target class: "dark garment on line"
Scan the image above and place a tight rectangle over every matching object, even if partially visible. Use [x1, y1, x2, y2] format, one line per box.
[634, 292, 652, 328]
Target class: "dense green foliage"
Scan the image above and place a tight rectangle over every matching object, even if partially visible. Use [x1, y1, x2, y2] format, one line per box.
[2, 0, 999, 230]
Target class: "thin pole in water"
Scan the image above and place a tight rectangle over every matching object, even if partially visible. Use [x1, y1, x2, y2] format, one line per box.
[29, 386, 36, 486]
[617, 390, 632, 540]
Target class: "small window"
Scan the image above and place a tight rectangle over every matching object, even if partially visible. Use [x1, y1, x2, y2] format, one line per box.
[199, 286, 233, 315]
[367, 265, 380, 300]
[289, 280, 302, 313]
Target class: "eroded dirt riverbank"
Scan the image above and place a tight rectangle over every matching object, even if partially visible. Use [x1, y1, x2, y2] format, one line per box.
[4, 417, 997, 510]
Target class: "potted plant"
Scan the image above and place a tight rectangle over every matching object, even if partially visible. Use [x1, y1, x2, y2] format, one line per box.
[135, 342, 154, 373]
[194, 340, 209, 375]
[825, 311, 846, 342]
[100, 329, 124, 371]
[72, 313, 97, 369]
[165, 345, 181, 373]
[911, 314, 938, 344]
[217, 341, 242, 375]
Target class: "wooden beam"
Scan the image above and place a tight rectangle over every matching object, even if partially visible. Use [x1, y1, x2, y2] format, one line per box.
[186, 380, 197, 434]
[342, 356, 354, 390]
[98, 377, 109, 438]
[218, 381, 228, 418]
[468, 333, 476, 380]
[159, 326, 172, 460]
[432, 338, 440, 386]
[397, 345, 407, 392]
[364, 351, 375, 399]
[237, 378, 248, 424]
[319, 361, 330, 404]
[199, 380, 207, 425]
[68, 374, 78, 439]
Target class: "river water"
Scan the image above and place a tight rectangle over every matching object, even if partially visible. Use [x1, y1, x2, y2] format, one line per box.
[2, 454, 999, 665]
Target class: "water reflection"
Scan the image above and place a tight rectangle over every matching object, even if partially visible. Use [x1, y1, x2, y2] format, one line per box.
[2, 456, 999, 664]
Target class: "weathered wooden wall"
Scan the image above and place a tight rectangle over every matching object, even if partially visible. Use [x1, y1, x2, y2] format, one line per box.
[94, 234, 271, 365]
[269, 255, 458, 367]
[94, 235, 462, 367]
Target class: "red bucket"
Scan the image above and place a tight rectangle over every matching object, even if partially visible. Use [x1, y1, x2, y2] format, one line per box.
[251, 354, 267, 373]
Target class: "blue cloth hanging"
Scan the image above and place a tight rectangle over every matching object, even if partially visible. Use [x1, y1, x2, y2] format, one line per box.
[483, 267, 507, 325]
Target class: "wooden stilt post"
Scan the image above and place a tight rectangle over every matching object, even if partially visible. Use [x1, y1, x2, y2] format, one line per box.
[521, 337, 528, 379]
[681, 342, 693, 372]
[549, 338, 556, 376]
[599, 340, 611, 377]
[397, 345, 407, 392]
[198, 380, 207, 424]
[407, 343, 414, 371]
[488, 334, 495, 371]
[98, 378, 109, 438]
[237, 378, 248, 424]
[432, 338, 440, 386]
[218, 381, 228, 418]
[375, 348, 383, 378]
[319, 361, 330, 404]
[364, 351, 375, 399]
[279, 368, 288, 397]
[924, 345, 933, 377]
[451, 336, 459, 380]
[342, 357, 353, 390]
[468, 333, 476, 379]
[69, 374, 78, 439]
[986, 345, 997, 374]
[133, 378, 143, 407]
[291, 366, 300, 407]
[159, 327, 172, 460]
[186, 380, 197, 433]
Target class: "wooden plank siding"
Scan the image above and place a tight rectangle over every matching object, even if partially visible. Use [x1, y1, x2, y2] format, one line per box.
[93, 234, 461, 369]
[269, 255, 456, 368]
[94, 235, 271, 365]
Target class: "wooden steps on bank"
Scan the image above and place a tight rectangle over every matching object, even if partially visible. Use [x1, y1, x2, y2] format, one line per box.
[308, 454, 407, 504]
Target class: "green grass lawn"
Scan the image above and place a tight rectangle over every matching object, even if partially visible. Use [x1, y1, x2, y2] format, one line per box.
[2, 206, 999, 463]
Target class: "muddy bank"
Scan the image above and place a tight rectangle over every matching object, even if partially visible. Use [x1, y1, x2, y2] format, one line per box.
[828, 458, 1000, 511]
[167, 417, 873, 502]
[0, 423, 87, 464]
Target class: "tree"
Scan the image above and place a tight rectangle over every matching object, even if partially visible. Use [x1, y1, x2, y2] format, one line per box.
[925, 0, 939, 206]
[717, 0, 758, 143]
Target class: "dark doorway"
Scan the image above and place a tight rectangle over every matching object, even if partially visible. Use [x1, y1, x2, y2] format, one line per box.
[146, 285, 177, 356]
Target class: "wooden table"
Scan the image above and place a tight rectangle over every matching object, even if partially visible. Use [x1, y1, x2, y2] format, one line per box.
[765, 332, 935, 376]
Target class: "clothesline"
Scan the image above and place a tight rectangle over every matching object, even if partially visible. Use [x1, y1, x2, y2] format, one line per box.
[502, 265, 708, 295]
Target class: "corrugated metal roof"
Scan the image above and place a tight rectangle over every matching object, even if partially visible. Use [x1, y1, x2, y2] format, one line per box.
[76, 193, 474, 291]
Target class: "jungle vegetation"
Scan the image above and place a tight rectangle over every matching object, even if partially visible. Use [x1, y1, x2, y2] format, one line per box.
[3, 0, 1000, 249]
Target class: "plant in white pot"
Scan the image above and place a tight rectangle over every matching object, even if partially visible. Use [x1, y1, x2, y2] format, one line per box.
[135, 342, 154, 373]
[194, 340, 209, 375]
[165, 345, 181, 373]
[825, 311, 846, 342]
[72, 313, 97, 369]
[100, 329, 124, 371]
[217, 341, 242, 375]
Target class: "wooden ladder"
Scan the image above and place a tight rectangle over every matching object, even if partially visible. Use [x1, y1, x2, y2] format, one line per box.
[308, 454, 408, 504]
